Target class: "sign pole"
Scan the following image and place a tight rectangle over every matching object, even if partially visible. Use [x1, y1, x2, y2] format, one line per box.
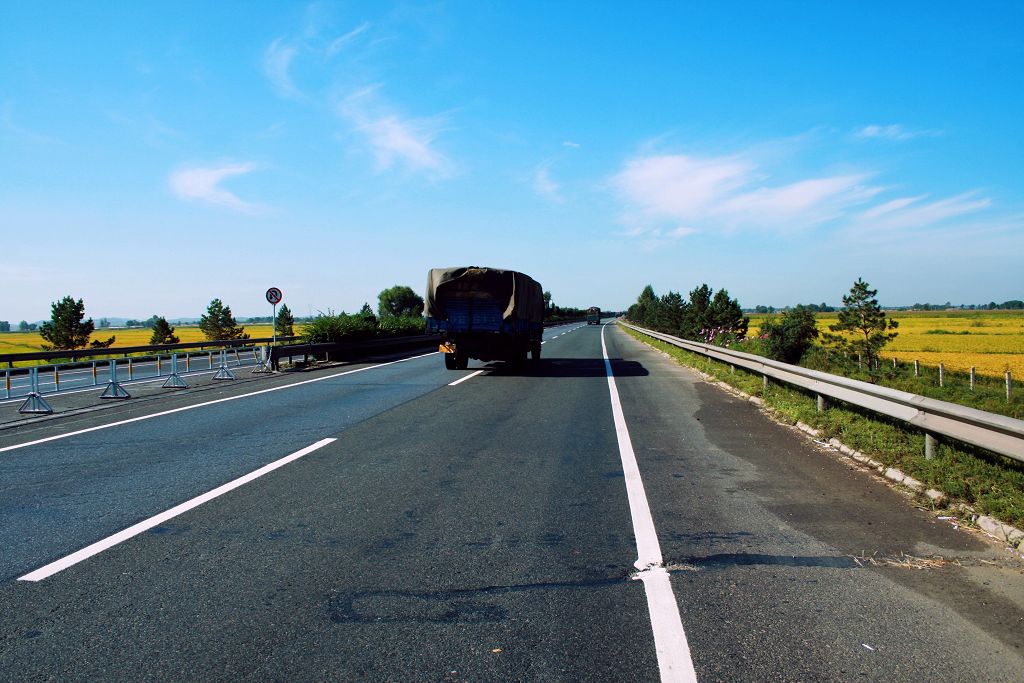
[272, 302, 277, 347]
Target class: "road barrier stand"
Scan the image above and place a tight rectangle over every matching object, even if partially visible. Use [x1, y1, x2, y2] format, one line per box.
[162, 353, 188, 389]
[100, 359, 131, 399]
[53, 366, 59, 392]
[92, 361, 98, 386]
[971, 367, 976, 392]
[251, 346, 272, 374]
[234, 348, 241, 364]
[185, 353, 191, 372]
[128, 357, 134, 381]
[19, 367, 53, 415]
[213, 350, 236, 381]
[157, 356, 162, 376]
[5, 368, 10, 399]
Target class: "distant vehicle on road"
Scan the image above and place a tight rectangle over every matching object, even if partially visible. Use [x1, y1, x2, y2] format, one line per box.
[425, 266, 544, 370]
[586, 307, 601, 325]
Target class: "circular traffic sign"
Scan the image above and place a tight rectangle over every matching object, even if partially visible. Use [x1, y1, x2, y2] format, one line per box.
[266, 287, 283, 305]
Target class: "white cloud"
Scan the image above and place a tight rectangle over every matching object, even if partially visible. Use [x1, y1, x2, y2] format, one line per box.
[263, 38, 301, 99]
[327, 22, 371, 57]
[856, 124, 940, 141]
[339, 86, 452, 177]
[533, 164, 561, 202]
[169, 163, 263, 213]
[611, 149, 899, 238]
[612, 154, 752, 220]
[854, 192, 991, 232]
[562, 140, 580, 148]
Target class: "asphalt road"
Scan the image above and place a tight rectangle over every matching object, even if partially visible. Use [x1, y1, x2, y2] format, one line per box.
[0, 322, 1021, 681]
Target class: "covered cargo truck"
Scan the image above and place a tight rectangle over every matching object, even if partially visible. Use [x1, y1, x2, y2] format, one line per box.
[425, 266, 544, 370]
[586, 307, 601, 325]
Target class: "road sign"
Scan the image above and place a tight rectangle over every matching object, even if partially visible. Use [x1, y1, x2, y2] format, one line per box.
[266, 287, 283, 305]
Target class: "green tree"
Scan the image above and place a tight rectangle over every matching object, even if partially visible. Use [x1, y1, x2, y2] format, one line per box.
[358, 302, 377, 324]
[377, 285, 424, 318]
[39, 296, 95, 350]
[275, 304, 295, 336]
[199, 299, 248, 341]
[760, 305, 819, 364]
[149, 316, 180, 345]
[0, 321, 9, 332]
[822, 278, 898, 368]
[627, 285, 658, 326]
[18, 320, 34, 331]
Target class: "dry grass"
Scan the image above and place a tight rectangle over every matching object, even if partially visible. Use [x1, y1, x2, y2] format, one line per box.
[0, 325, 277, 357]
[748, 310, 1024, 378]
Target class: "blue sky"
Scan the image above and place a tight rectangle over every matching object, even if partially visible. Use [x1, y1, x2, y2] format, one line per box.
[3, 1, 1022, 322]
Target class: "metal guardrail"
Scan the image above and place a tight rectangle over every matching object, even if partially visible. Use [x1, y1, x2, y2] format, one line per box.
[0, 336, 302, 365]
[620, 322, 1024, 463]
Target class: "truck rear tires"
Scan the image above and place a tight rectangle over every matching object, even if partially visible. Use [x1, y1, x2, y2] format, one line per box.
[531, 343, 541, 362]
[456, 353, 469, 370]
[444, 353, 458, 370]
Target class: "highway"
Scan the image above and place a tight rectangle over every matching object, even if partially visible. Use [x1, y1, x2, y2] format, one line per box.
[1, 322, 1022, 681]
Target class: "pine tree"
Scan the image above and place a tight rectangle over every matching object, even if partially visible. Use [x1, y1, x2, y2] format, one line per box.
[822, 278, 898, 368]
[39, 296, 95, 350]
[149, 316, 180, 345]
[275, 304, 295, 337]
[199, 299, 248, 340]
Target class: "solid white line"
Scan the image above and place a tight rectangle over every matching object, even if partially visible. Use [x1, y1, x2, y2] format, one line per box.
[601, 323, 698, 683]
[18, 437, 337, 582]
[448, 370, 484, 386]
[0, 352, 437, 455]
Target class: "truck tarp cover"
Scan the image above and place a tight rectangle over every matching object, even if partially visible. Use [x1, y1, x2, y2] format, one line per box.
[425, 267, 544, 323]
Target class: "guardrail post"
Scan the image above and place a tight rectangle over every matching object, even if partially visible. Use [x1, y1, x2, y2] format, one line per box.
[92, 361, 98, 385]
[914, 360, 920, 377]
[162, 353, 188, 389]
[234, 348, 241, 364]
[729, 364, 735, 374]
[53, 365, 59, 392]
[762, 374, 769, 391]
[1008, 372, 1014, 402]
[5, 368, 10, 399]
[128, 357, 134, 381]
[892, 357, 897, 369]
[185, 353, 191, 372]
[213, 350, 236, 381]
[208, 351, 213, 370]
[18, 367, 53, 414]
[816, 394, 826, 413]
[925, 433, 936, 460]
[939, 363, 944, 388]
[156, 356, 162, 377]
[970, 367, 976, 392]
[100, 359, 131, 399]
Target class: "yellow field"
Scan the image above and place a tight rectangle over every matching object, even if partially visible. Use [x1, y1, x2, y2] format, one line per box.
[0, 325, 279, 357]
[748, 310, 1024, 378]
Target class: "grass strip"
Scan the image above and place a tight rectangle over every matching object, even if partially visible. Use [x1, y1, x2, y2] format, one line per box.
[621, 324, 1024, 531]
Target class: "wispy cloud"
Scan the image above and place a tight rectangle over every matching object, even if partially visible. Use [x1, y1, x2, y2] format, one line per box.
[856, 124, 941, 141]
[263, 38, 302, 99]
[853, 192, 991, 232]
[169, 163, 264, 213]
[533, 163, 561, 202]
[326, 22, 371, 57]
[338, 86, 452, 177]
[611, 150, 881, 237]
[612, 154, 753, 220]
[562, 140, 580, 149]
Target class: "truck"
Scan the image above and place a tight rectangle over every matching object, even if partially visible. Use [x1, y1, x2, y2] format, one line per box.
[586, 307, 601, 325]
[425, 266, 544, 370]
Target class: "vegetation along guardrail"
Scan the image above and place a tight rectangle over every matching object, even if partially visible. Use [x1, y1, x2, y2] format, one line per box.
[620, 321, 1024, 464]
